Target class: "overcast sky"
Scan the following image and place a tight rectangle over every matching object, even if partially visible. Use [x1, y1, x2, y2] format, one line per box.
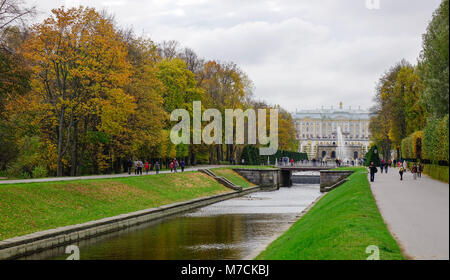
[26, 0, 442, 112]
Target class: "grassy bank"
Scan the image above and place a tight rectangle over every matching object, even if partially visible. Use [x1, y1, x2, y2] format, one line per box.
[211, 168, 256, 188]
[0, 172, 233, 241]
[257, 167, 405, 260]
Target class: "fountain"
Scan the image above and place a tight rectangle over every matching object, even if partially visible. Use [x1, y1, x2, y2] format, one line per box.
[336, 126, 350, 163]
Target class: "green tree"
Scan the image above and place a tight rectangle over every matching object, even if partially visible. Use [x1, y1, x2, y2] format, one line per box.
[419, 0, 449, 118]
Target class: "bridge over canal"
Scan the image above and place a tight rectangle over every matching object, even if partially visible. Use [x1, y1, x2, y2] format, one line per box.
[233, 166, 352, 192]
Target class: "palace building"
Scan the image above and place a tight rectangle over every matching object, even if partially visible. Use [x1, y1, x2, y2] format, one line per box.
[292, 102, 371, 161]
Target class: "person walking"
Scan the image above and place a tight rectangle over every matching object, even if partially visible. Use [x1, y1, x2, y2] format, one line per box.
[399, 165, 405, 181]
[145, 161, 150, 175]
[134, 160, 138, 175]
[174, 159, 179, 173]
[290, 158, 294, 166]
[385, 161, 389, 173]
[180, 160, 185, 172]
[170, 161, 174, 172]
[380, 160, 385, 173]
[127, 159, 133, 175]
[418, 163, 423, 178]
[138, 160, 143, 175]
[412, 164, 417, 180]
[155, 161, 160, 174]
[369, 162, 378, 182]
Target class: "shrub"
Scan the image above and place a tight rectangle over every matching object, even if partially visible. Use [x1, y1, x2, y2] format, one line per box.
[401, 136, 412, 159]
[365, 145, 380, 166]
[0, 170, 8, 178]
[19, 172, 31, 179]
[32, 165, 48, 179]
[6, 136, 40, 177]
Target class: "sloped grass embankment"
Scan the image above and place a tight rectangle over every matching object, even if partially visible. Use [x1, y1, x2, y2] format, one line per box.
[257, 167, 405, 260]
[0, 172, 232, 241]
[211, 168, 256, 189]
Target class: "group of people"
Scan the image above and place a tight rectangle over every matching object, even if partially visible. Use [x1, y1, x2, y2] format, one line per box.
[169, 158, 185, 173]
[126, 159, 160, 175]
[397, 161, 423, 181]
[278, 157, 294, 166]
[379, 159, 391, 174]
[368, 159, 424, 182]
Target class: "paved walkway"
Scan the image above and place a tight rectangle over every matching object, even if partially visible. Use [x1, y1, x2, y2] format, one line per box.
[0, 165, 227, 185]
[370, 168, 449, 260]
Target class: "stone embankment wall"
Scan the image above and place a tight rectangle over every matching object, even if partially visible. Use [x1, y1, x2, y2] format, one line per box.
[233, 169, 280, 190]
[320, 170, 354, 192]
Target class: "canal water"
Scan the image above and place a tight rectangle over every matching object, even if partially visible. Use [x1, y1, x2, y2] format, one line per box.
[23, 184, 321, 260]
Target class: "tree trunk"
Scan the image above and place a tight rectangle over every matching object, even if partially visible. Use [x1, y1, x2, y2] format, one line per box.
[57, 106, 65, 177]
[70, 120, 79, 176]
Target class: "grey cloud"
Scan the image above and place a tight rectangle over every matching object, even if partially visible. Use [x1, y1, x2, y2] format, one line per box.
[26, 0, 442, 111]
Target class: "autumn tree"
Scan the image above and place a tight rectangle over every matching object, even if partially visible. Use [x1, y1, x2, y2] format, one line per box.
[197, 61, 255, 163]
[122, 36, 167, 162]
[22, 7, 131, 176]
[0, 0, 34, 44]
[0, 0, 34, 171]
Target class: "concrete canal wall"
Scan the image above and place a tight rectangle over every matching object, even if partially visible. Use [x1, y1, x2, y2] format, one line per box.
[320, 170, 354, 192]
[233, 168, 281, 189]
[233, 167, 352, 192]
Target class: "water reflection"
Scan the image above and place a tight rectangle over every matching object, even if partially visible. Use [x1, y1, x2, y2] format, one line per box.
[23, 184, 320, 260]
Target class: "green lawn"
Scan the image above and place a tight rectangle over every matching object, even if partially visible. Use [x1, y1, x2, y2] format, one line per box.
[256, 167, 405, 260]
[211, 168, 256, 188]
[0, 172, 232, 241]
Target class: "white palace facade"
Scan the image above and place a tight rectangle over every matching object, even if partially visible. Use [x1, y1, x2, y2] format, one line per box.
[293, 102, 371, 160]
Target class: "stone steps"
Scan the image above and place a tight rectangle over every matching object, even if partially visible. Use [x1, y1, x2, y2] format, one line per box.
[198, 169, 243, 192]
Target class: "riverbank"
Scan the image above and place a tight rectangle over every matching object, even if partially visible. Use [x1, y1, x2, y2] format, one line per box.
[256, 167, 405, 260]
[0, 170, 249, 241]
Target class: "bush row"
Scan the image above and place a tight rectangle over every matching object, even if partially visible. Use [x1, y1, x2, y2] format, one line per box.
[401, 131, 424, 159]
[423, 164, 449, 183]
[241, 145, 308, 165]
[401, 115, 449, 164]
[423, 115, 449, 163]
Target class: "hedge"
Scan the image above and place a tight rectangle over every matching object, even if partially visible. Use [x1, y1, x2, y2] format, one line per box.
[401, 135, 412, 159]
[423, 164, 449, 183]
[401, 131, 424, 159]
[412, 131, 424, 159]
[423, 115, 449, 163]
[241, 145, 308, 165]
[400, 115, 448, 183]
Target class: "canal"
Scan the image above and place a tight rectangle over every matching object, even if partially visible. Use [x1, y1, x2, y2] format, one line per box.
[23, 184, 321, 260]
